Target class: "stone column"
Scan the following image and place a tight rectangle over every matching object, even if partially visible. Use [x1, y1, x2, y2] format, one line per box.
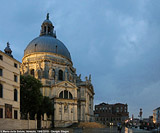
[65, 69, 68, 81]
[35, 114, 37, 129]
[28, 113, 30, 129]
[55, 68, 58, 83]
[61, 103, 63, 121]
[72, 104, 74, 121]
[46, 25, 48, 34]
[41, 115, 43, 128]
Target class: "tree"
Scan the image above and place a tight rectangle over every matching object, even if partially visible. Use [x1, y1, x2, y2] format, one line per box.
[20, 75, 53, 120]
[20, 75, 43, 119]
[39, 96, 53, 118]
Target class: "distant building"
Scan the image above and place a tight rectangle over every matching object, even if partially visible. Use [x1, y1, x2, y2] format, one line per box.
[94, 102, 129, 125]
[149, 116, 153, 123]
[132, 118, 140, 126]
[153, 107, 160, 123]
[143, 116, 153, 123]
[0, 43, 21, 120]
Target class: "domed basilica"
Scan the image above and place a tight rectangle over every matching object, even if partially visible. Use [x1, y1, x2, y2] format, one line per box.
[21, 14, 94, 127]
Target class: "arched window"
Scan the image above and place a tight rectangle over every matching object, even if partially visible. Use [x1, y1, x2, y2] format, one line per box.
[14, 89, 18, 101]
[30, 69, 34, 77]
[64, 90, 68, 99]
[0, 84, 3, 98]
[0, 55, 3, 60]
[48, 27, 50, 33]
[69, 92, 73, 99]
[59, 70, 63, 81]
[59, 90, 73, 99]
[44, 26, 46, 32]
[59, 91, 63, 98]
[0, 68, 2, 76]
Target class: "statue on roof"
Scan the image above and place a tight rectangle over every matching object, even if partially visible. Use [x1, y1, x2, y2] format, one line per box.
[89, 74, 91, 81]
[4, 42, 13, 57]
[47, 13, 49, 20]
[7, 42, 10, 47]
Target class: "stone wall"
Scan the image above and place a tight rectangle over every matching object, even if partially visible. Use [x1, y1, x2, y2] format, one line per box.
[41, 120, 52, 128]
[0, 119, 51, 130]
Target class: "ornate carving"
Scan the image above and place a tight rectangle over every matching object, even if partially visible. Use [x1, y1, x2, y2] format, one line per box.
[21, 65, 24, 74]
[23, 56, 72, 67]
[64, 102, 68, 113]
[85, 76, 88, 81]
[49, 67, 55, 79]
[35, 62, 42, 79]
[24, 65, 28, 74]
[65, 69, 68, 81]
[89, 74, 91, 81]
[69, 73, 73, 82]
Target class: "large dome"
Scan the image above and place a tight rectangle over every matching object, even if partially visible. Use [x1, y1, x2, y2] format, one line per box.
[24, 13, 71, 60]
[24, 35, 71, 60]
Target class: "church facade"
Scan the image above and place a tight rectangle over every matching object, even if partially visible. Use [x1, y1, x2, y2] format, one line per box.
[20, 14, 94, 127]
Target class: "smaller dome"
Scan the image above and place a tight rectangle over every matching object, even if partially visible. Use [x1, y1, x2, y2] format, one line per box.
[42, 13, 53, 25]
[43, 19, 53, 25]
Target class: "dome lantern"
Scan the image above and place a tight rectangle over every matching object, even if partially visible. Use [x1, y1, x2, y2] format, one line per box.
[24, 14, 71, 61]
[40, 13, 56, 38]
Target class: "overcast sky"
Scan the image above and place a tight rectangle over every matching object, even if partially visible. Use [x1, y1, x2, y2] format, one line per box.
[0, 0, 160, 118]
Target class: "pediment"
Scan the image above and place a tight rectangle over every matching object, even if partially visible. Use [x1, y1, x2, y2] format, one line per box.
[55, 81, 77, 89]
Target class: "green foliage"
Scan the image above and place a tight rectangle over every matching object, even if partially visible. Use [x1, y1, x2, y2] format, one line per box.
[20, 75, 53, 119]
[40, 96, 54, 117]
[20, 75, 43, 119]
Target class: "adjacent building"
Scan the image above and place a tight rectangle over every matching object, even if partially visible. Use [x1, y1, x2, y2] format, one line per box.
[0, 43, 21, 120]
[153, 107, 160, 124]
[94, 102, 129, 125]
[20, 14, 94, 127]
